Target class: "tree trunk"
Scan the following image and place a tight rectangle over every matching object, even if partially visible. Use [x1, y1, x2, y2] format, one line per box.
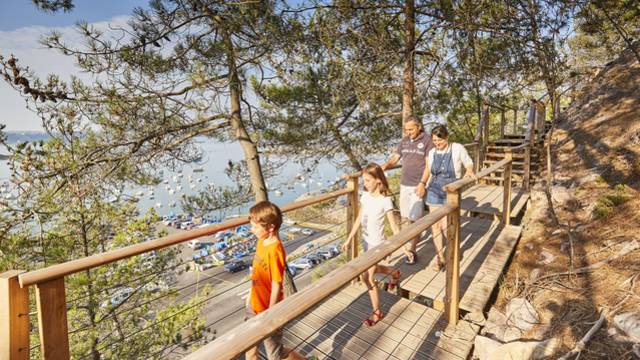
[402, 0, 415, 126]
[222, 30, 268, 202]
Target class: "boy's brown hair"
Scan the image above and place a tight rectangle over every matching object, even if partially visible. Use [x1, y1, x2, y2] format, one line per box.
[248, 200, 283, 231]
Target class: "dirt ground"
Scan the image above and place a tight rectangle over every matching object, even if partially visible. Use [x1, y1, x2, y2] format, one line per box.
[493, 47, 640, 359]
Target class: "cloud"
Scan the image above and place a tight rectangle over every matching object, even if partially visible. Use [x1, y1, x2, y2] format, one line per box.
[0, 16, 130, 131]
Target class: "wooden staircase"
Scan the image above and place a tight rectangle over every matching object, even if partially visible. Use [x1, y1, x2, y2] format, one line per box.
[481, 121, 552, 187]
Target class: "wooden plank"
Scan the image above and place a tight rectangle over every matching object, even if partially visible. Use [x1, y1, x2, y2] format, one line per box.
[35, 277, 69, 360]
[405, 223, 521, 313]
[399, 218, 521, 312]
[285, 284, 478, 360]
[461, 185, 529, 218]
[0, 271, 29, 360]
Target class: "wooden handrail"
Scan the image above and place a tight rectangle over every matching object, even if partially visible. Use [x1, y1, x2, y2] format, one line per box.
[183, 204, 457, 360]
[19, 188, 352, 287]
[444, 157, 512, 193]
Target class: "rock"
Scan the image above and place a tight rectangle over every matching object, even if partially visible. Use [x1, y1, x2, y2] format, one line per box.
[551, 185, 573, 205]
[506, 298, 540, 332]
[484, 323, 523, 343]
[488, 338, 558, 360]
[529, 268, 541, 283]
[577, 172, 602, 185]
[613, 312, 640, 343]
[474, 335, 503, 360]
[537, 250, 556, 265]
[524, 242, 535, 250]
[483, 309, 523, 342]
[551, 229, 563, 235]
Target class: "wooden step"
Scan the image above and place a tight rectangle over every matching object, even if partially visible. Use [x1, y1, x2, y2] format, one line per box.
[481, 168, 528, 176]
[491, 139, 528, 144]
[485, 152, 538, 159]
[483, 176, 524, 184]
[483, 159, 525, 166]
[486, 145, 528, 152]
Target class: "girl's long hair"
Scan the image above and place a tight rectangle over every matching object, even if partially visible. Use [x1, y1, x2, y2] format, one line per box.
[363, 163, 392, 196]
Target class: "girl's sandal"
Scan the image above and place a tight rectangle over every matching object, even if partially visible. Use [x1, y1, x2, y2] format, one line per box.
[364, 309, 384, 327]
[431, 257, 445, 272]
[388, 270, 401, 291]
[404, 250, 417, 265]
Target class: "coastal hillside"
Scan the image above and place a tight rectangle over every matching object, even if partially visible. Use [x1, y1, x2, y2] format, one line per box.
[494, 46, 640, 358]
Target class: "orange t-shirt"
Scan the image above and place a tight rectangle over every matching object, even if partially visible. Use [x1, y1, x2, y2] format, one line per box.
[250, 236, 286, 314]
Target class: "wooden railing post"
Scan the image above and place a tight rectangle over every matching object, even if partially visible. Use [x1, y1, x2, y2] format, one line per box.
[35, 277, 70, 359]
[473, 144, 481, 173]
[1, 271, 29, 360]
[500, 109, 505, 138]
[483, 104, 490, 157]
[502, 151, 513, 225]
[444, 190, 461, 326]
[513, 109, 517, 134]
[346, 177, 360, 261]
[523, 146, 531, 190]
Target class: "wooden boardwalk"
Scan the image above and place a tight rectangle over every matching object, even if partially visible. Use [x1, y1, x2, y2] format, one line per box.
[273, 217, 521, 360]
[461, 184, 529, 220]
[281, 285, 479, 360]
[396, 218, 522, 313]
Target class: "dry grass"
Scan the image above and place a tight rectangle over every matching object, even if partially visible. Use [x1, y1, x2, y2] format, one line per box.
[494, 48, 640, 359]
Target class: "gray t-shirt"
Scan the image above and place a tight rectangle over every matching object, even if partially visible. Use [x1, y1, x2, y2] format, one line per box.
[395, 131, 434, 186]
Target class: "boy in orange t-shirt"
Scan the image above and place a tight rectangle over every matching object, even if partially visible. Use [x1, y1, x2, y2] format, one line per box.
[245, 201, 306, 360]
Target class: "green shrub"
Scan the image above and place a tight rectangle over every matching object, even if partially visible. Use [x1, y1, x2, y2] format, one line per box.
[592, 184, 632, 218]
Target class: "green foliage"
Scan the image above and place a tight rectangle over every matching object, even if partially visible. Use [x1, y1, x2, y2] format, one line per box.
[593, 184, 632, 219]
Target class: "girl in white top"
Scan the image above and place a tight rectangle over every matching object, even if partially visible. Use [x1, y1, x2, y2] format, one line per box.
[341, 163, 401, 327]
[424, 125, 476, 271]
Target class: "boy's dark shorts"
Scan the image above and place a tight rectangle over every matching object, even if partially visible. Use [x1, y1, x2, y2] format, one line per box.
[245, 306, 286, 360]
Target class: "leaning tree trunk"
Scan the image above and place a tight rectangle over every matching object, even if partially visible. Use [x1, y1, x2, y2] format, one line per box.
[223, 30, 268, 202]
[401, 0, 415, 126]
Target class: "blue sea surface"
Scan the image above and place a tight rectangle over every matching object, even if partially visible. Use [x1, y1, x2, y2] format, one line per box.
[0, 134, 386, 217]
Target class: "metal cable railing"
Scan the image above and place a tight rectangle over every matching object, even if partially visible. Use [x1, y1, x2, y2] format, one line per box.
[65, 199, 349, 357]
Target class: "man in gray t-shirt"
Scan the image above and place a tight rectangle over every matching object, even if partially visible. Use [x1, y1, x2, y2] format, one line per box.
[382, 116, 434, 264]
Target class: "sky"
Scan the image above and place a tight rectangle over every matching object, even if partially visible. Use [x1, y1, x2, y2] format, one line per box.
[0, 0, 148, 131]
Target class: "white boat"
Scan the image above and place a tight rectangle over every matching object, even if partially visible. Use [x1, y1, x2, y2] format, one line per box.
[169, 201, 176, 207]
[176, 185, 183, 191]
[135, 191, 144, 197]
[155, 202, 162, 208]
[274, 190, 283, 196]
[168, 189, 175, 194]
